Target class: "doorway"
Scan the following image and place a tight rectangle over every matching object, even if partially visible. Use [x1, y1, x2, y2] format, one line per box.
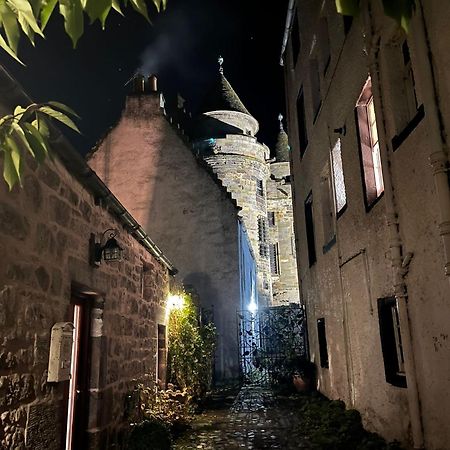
[65, 295, 92, 450]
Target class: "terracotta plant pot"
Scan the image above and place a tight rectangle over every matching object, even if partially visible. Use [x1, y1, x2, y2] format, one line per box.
[293, 374, 310, 392]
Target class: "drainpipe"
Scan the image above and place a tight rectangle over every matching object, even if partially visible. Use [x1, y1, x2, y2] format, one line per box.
[415, 1, 450, 280]
[364, 2, 424, 448]
[280, 0, 296, 66]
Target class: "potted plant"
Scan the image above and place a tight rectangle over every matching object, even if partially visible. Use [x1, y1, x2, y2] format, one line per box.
[289, 357, 316, 392]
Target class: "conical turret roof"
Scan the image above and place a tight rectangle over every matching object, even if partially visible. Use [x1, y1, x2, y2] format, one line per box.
[275, 114, 290, 162]
[200, 59, 251, 115]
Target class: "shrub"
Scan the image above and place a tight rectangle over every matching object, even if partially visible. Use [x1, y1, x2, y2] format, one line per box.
[126, 420, 171, 450]
[167, 293, 216, 400]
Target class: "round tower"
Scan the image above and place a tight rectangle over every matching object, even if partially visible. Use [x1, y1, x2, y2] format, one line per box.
[193, 58, 272, 305]
[267, 115, 300, 305]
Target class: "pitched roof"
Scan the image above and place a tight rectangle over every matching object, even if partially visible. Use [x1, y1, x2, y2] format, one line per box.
[200, 73, 251, 115]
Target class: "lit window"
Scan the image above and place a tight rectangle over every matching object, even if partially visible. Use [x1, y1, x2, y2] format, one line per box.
[269, 243, 280, 275]
[331, 139, 347, 215]
[356, 77, 384, 207]
[320, 162, 335, 250]
[378, 297, 406, 388]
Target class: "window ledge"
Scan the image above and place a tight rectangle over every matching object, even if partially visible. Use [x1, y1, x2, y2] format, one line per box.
[365, 191, 384, 213]
[392, 104, 425, 151]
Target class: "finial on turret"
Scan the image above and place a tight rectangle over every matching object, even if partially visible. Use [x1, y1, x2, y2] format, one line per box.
[218, 55, 224, 74]
[278, 113, 284, 131]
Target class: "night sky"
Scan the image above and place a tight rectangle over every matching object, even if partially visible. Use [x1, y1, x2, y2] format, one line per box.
[1, 0, 289, 155]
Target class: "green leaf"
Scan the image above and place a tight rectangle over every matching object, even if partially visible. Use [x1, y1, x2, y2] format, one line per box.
[35, 113, 50, 138]
[23, 122, 48, 163]
[6, 0, 44, 38]
[382, 0, 415, 32]
[3, 135, 22, 189]
[40, 0, 57, 29]
[47, 101, 80, 118]
[111, 0, 123, 15]
[59, 0, 83, 48]
[335, 0, 360, 16]
[10, 121, 35, 158]
[0, 31, 24, 63]
[129, 0, 150, 22]
[84, 0, 112, 28]
[0, 1, 21, 54]
[0, 114, 13, 128]
[29, 0, 42, 15]
[13, 105, 26, 120]
[38, 105, 80, 132]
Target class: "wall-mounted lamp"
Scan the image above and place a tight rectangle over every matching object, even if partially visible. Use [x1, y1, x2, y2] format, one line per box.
[90, 229, 123, 267]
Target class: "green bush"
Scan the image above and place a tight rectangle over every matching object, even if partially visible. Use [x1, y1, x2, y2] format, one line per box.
[167, 293, 216, 400]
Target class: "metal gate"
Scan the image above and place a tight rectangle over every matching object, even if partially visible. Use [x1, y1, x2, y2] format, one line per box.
[237, 305, 308, 385]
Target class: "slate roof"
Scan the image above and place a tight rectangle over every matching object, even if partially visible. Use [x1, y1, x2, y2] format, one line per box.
[200, 73, 251, 116]
[275, 128, 290, 162]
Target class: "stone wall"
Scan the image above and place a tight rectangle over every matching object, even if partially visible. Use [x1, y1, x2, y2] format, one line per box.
[266, 162, 300, 305]
[88, 94, 244, 382]
[0, 104, 171, 448]
[283, 0, 450, 448]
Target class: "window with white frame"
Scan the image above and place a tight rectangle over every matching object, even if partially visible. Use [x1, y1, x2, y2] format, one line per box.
[331, 139, 347, 215]
[356, 77, 384, 208]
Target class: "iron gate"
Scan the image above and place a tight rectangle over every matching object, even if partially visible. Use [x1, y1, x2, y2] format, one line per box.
[237, 305, 308, 385]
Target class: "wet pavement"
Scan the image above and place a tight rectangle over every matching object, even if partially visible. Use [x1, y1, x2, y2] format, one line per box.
[173, 386, 312, 449]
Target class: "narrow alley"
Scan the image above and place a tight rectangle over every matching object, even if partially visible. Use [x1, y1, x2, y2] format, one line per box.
[173, 387, 400, 450]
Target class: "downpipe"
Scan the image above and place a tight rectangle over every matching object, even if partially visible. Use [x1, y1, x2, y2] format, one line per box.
[364, 2, 424, 447]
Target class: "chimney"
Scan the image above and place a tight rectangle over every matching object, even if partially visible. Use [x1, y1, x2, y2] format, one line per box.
[147, 74, 158, 92]
[132, 74, 145, 94]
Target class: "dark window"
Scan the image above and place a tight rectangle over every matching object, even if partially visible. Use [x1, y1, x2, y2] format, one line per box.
[157, 324, 167, 385]
[317, 318, 329, 368]
[378, 298, 407, 388]
[343, 15, 353, 35]
[256, 179, 264, 197]
[318, 17, 331, 74]
[309, 58, 322, 121]
[391, 41, 425, 150]
[304, 191, 316, 266]
[297, 88, 308, 156]
[268, 211, 276, 227]
[269, 243, 280, 275]
[258, 217, 268, 258]
[356, 77, 384, 208]
[291, 12, 301, 66]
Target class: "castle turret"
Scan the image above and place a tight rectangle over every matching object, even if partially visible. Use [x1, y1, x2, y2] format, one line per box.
[193, 58, 272, 305]
[267, 115, 300, 305]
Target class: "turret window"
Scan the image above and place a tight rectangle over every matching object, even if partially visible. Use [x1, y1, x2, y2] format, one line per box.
[256, 179, 264, 197]
[258, 217, 268, 258]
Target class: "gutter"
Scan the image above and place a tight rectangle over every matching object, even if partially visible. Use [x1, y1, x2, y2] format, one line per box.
[280, 0, 296, 66]
[0, 66, 177, 276]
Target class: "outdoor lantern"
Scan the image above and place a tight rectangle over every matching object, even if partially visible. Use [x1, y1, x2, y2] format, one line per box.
[90, 229, 123, 266]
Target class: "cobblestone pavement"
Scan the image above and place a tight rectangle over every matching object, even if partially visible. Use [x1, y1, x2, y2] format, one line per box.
[173, 386, 312, 449]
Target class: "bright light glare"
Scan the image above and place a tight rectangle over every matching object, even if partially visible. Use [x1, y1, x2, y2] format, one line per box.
[248, 301, 258, 313]
[167, 294, 184, 312]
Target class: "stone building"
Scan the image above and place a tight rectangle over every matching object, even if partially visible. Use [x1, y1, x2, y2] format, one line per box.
[281, 0, 450, 448]
[192, 62, 300, 307]
[0, 66, 175, 449]
[88, 77, 258, 383]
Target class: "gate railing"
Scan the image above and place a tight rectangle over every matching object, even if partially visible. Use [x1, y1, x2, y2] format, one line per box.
[237, 304, 308, 385]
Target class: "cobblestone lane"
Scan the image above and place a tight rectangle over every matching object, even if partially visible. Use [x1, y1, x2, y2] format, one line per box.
[174, 386, 312, 449]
